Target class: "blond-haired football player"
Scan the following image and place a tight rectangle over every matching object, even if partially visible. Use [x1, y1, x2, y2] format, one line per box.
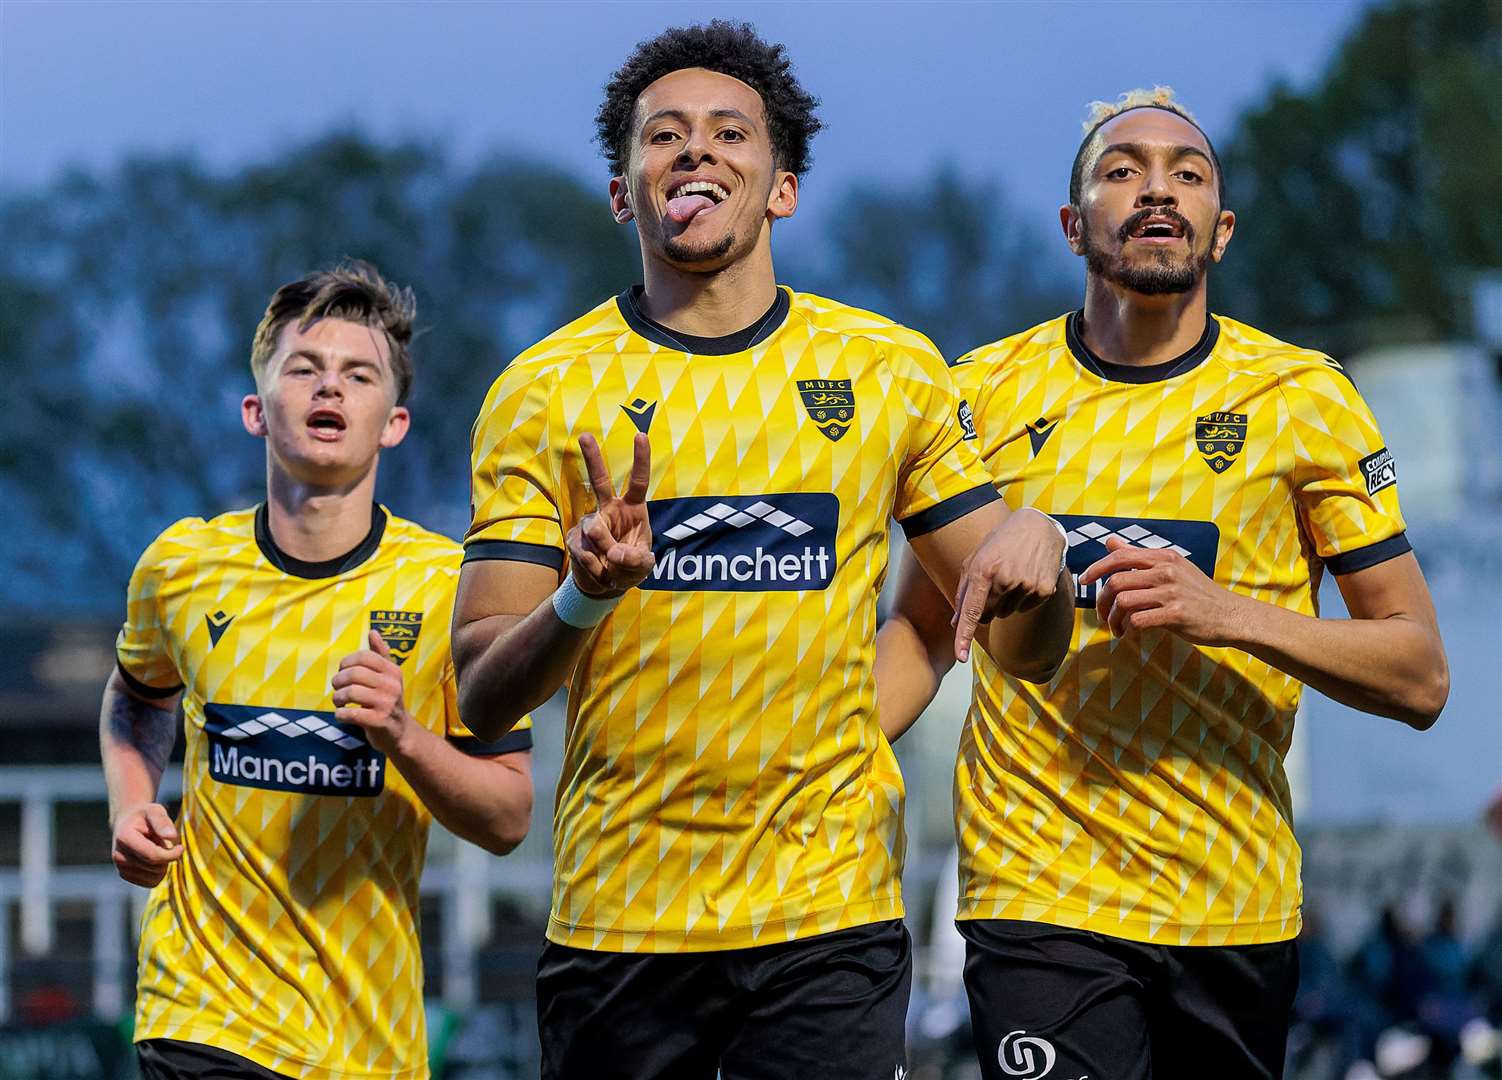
[102, 262, 534, 1079]
[453, 21, 1073, 1080]
[876, 89, 1449, 1079]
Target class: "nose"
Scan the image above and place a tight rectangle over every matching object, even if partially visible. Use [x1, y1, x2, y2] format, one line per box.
[1135, 163, 1176, 208]
[676, 127, 717, 168]
[314, 371, 343, 398]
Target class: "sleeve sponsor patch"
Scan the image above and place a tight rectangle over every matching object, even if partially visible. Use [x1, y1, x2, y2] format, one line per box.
[1359, 447, 1397, 496]
[957, 400, 978, 441]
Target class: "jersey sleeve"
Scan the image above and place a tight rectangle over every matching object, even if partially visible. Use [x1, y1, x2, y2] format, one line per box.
[115, 525, 187, 698]
[441, 660, 535, 754]
[1282, 361, 1410, 574]
[890, 342, 1001, 538]
[464, 360, 566, 570]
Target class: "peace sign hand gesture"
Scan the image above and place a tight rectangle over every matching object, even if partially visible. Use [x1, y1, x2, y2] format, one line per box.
[567, 432, 656, 598]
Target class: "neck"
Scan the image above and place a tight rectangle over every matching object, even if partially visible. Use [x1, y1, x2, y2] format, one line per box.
[264, 459, 380, 562]
[637, 231, 779, 337]
[1079, 275, 1209, 366]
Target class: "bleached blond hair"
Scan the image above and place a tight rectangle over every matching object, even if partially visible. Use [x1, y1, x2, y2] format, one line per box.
[1069, 86, 1223, 205]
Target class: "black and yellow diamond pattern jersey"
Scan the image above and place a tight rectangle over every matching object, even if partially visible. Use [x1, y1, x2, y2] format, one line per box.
[950, 312, 1410, 947]
[116, 504, 532, 1080]
[467, 287, 998, 953]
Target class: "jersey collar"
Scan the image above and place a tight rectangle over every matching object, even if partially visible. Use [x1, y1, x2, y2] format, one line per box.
[1065, 309, 1219, 384]
[255, 502, 387, 579]
[616, 285, 790, 355]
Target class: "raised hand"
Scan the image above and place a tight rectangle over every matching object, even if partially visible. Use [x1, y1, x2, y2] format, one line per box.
[952, 507, 1068, 662]
[331, 630, 412, 755]
[111, 803, 183, 888]
[1080, 535, 1246, 644]
[568, 432, 655, 597]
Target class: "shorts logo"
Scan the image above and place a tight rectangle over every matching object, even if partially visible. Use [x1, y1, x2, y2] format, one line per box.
[646, 493, 838, 592]
[998, 1030, 1056, 1078]
[797, 378, 855, 442]
[1055, 515, 1220, 608]
[205, 609, 234, 649]
[1195, 410, 1248, 473]
[958, 400, 978, 441]
[370, 610, 422, 665]
[1359, 447, 1397, 496]
[205, 703, 385, 796]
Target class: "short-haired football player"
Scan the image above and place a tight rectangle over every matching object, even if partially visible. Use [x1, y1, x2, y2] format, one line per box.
[102, 262, 534, 1079]
[453, 21, 1073, 1080]
[876, 88, 1449, 1079]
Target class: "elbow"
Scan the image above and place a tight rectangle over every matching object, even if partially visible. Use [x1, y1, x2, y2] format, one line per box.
[483, 802, 533, 857]
[1401, 663, 1450, 732]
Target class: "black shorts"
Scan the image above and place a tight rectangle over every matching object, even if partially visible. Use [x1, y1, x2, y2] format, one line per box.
[958, 919, 1299, 1080]
[137, 1038, 289, 1079]
[537, 919, 912, 1080]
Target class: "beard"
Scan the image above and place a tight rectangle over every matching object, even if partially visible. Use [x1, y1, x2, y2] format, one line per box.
[663, 226, 738, 266]
[1081, 207, 1211, 295]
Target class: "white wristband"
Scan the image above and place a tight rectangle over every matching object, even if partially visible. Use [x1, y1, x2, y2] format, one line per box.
[1020, 507, 1071, 575]
[551, 574, 621, 629]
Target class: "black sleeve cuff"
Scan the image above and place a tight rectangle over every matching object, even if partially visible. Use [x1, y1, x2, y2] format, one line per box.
[448, 728, 534, 756]
[462, 539, 565, 569]
[898, 484, 1002, 540]
[1324, 532, 1412, 575]
[116, 659, 184, 700]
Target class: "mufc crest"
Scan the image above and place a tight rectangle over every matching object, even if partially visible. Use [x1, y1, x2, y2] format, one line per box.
[370, 610, 423, 665]
[797, 378, 856, 442]
[1195, 411, 1248, 474]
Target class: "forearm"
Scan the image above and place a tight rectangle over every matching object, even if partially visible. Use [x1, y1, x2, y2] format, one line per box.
[385, 724, 533, 855]
[874, 617, 954, 742]
[454, 601, 591, 739]
[1227, 598, 1448, 729]
[983, 567, 1076, 683]
[99, 674, 177, 826]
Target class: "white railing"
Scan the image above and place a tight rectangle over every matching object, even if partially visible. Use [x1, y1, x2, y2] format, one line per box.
[0, 765, 552, 1024]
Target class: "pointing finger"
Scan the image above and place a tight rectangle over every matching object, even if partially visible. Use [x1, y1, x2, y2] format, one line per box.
[952, 570, 988, 663]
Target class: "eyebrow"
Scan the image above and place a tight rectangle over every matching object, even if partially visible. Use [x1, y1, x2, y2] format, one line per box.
[285, 349, 382, 371]
[640, 107, 758, 129]
[1097, 141, 1215, 170]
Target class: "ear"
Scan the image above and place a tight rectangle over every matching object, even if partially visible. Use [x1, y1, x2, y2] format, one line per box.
[1210, 208, 1236, 263]
[767, 169, 799, 222]
[609, 177, 634, 223]
[380, 405, 411, 450]
[242, 394, 268, 439]
[1060, 204, 1087, 256]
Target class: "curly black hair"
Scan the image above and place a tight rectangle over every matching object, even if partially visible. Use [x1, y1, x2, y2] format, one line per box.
[595, 20, 822, 178]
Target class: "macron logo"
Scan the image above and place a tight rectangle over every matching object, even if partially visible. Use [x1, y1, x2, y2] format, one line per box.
[1064, 520, 1192, 558]
[645, 493, 838, 593]
[205, 703, 385, 797]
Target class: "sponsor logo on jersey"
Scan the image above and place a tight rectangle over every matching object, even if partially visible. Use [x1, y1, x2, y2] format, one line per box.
[958, 400, 978, 441]
[205, 703, 385, 796]
[1359, 447, 1397, 496]
[205, 609, 234, 649]
[645, 493, 838, 592]
[1026, 416, 1059, 456]
[998, 1030, 1057, 1078]
[621, 396, 657, 434]
[796, 378, 855, 442]
[370, 610, 422, 665]
[1195, 411, 1248, 473]
[1055, 514, 1220, 608]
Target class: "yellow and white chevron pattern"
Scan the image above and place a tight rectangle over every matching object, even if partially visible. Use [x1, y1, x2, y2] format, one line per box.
[119, 508, 527, 1079]
[468, 288, 994, 952]
[950, 313, 1408, 946]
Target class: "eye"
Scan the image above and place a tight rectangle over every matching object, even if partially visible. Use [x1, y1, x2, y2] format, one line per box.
[288, 366, 315, 377]
[1106, 166, 1134, 180]
[1176, 170, 1204, 183]
[350, 372, 373, 384]
[649, 129, 679, 144]
[719, 128, 746, 142]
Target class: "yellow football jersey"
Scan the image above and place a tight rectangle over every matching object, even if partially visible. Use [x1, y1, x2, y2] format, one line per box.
[467, 286, 997, 953]
[117, 504, 532, 1079]
[952, 312, 1409, 946]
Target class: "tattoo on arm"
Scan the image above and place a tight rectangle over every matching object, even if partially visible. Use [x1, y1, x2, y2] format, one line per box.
[103, 686, 177, 779]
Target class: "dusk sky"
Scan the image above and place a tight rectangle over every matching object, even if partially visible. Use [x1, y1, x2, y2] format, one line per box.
[4, 0, 1370, 242]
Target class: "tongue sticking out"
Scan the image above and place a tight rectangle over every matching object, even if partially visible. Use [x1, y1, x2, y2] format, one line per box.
[667, 193, 716, 223]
